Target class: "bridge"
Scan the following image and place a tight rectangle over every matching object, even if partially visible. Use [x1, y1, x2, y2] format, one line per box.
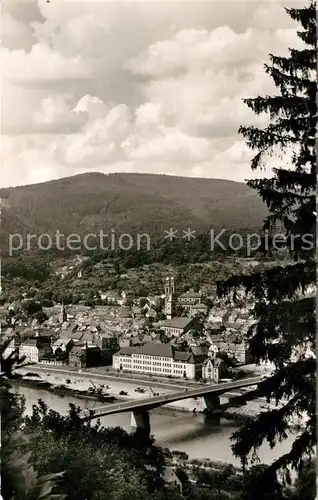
[81, 376, 262, 435]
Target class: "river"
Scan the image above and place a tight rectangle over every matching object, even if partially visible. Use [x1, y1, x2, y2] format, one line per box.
[14, 383, 295, 466]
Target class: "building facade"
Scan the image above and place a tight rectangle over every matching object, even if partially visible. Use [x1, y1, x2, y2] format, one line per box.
[216, 339, 253, 365]
[19, 337, 52, 363]
[68, 343, 102, 368]
[113, 343, 205, 380]
[52, 338, 74, 355]
[202, 357, 225, 383]
[177, 290, 203, 311]
[190, 303, 208, 317]
[161, 317, 201, 337]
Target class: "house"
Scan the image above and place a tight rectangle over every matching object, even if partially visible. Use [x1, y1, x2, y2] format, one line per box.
[216, 340, 253, 365]
[202, 357, 226, 383]
[20, 328, 38, 340]
[99, 291, 119, 304]
[120, 290, 135, 305]
[129, 337, 143, 347]
[163, 467, 184, 493]
[177, 289, 203, 310]
[68, 343, 103, 368]
[119, 338, 130, 348]
[147, 295, 163, 308]
[99, 336, 119, 351]
[141, 334, 153, 344]
[207, 312, 223, 327]
[19, 337, 52, 363]
[52, 338, 75, 355]
[132, 306, 143, 318]
[113, 342, 206, 380]
[208, 343, 219, 358]
[68, 345, 84, 368]
[161, 317, 201, 337]
[94, 335, 119, 364]
[190, 303, 208, 316]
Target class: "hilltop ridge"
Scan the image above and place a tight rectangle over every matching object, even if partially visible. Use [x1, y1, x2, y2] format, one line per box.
[0, 172, 267, 239]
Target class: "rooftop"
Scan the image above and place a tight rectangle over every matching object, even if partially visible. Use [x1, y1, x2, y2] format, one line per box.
[178, 290, 202, 299]
[161, 317, 193, 329]
[53, 338, 73, 346]
[203, 357, 223, 367]
[20, 337, 51, 347]
[116, 342, 205, 364]
[21, 339, 37, 346]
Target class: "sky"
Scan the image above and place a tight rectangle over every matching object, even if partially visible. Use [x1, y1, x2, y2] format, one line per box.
[1, 0, 304, 187]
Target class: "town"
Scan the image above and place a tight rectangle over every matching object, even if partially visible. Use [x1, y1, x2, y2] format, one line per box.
[1, 1, 315, 498]
[2, 272, 258, 385]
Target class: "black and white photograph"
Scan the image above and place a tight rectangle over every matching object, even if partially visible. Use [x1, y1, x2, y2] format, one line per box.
[1, 1, 316, 499]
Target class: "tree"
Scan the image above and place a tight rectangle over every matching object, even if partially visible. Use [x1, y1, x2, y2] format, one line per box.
[217, 2, 316, 496]
[34, 310, 49, 324]
[203, 297, 213, 309]
[22, 299, 43, 316]
[22, 402, 169, 500]
[0, 339, 65, 500]
[288, 457, 316, 500]
[139, 298, 148, 308]
[114, 260, 120, 274]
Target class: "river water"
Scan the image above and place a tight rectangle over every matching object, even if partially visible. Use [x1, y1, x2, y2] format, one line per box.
[15, 384, 295, 466]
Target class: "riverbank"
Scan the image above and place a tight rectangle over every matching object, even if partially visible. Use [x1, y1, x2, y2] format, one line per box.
[13, 372, 207, 413]
[15, 365, 266, 420]
[14, 377, 118, 403]
[14, 382, 298, 466]
[15, 376, 259, 423]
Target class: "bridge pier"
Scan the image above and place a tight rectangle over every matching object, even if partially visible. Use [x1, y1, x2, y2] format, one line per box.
[203, 394, 221, 423]
[130, 410, 151, 436]
[204, 394, 221, 411]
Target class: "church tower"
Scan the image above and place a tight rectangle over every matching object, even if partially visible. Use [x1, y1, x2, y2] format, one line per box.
[164, 277, 176, 319]
[58, 302, 67, 324]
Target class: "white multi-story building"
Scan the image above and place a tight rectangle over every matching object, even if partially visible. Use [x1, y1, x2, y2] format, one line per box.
[113, 343, 206, 380]
[19, 339, 40, 363]
[19, 338, 52, 363]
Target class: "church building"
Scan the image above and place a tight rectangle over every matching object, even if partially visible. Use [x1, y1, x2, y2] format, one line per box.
[164, 276, 177, 319]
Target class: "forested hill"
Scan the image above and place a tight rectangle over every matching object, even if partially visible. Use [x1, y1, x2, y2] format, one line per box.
[0, 172, 267, 237]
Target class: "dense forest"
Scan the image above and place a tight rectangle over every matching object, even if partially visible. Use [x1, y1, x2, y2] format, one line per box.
[0, 173, 267, 254]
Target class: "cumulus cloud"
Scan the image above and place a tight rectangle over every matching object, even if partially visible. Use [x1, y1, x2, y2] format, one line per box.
[1, 44, 88, 82]
[33, 94, 88, 133]
[1, 0, 304, 187]
[1, 13, 36, 51]
[128, 26, 300, 76]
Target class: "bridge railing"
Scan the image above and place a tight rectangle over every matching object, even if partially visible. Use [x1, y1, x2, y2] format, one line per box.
[81, 377, 262, 419]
